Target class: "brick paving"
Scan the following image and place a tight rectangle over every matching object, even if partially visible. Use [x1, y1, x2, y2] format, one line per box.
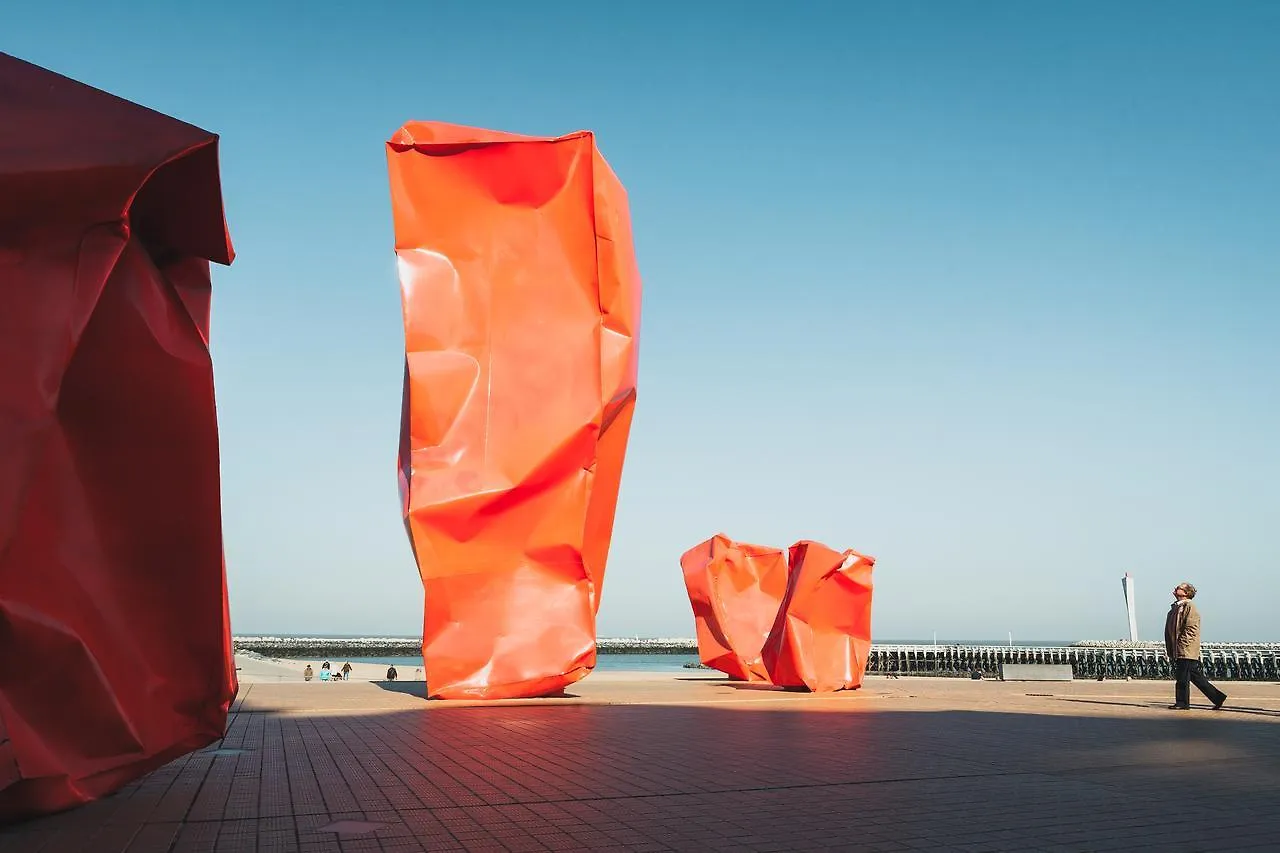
[3, 674, 1280, 851]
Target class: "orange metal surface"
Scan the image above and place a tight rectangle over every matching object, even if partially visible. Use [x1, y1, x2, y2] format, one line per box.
[762, 541, 876, 692]
[0, 55, 237, 820]
[679, 535, 790, 681]
[387, 122, 641, 700]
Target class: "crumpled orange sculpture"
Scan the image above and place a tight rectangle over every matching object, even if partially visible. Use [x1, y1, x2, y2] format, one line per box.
[0, 54, 237, 820]
[387, 122, 641, 700]
[680, 534, 790, 681]
[762, 541, 876, 692]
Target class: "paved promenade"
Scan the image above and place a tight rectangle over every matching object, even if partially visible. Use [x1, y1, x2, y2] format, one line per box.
[4, 660, 1280, 852]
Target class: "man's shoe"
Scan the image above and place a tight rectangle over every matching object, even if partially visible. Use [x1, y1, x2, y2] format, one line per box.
[1213, 696, 1227, 710]
[1168, 704, 1190, 710]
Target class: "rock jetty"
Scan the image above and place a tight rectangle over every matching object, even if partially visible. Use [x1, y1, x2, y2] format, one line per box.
[233, 636, 699, 658]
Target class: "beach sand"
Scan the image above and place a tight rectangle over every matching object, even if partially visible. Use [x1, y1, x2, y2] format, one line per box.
[235, 654, 421, 683]
[233, 654, 701, 692]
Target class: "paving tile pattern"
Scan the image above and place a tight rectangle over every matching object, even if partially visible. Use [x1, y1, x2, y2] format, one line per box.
[3, 681, 1280, 852]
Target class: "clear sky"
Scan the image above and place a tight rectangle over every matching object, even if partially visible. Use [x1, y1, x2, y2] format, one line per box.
[9, 2, 1279, 642]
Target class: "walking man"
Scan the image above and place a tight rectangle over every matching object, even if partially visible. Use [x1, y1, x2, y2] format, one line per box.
[1165, 582, 1227, 711]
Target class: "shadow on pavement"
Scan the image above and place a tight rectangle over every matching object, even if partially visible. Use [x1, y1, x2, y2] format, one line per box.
[6, 687, 1280, 850]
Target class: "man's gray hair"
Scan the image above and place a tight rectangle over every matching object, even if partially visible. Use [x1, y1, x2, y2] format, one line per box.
[1180, 582, 1197, 599]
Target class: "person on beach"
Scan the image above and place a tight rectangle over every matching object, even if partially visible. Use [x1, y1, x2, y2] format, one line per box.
[386, 665, 398, 681]
[319, 666, 330, 682]
[321, 660, 331, 672]
[303, 664, 314, 682]
[1165, 582, 1227, 711]
[341, 662, 353, 681]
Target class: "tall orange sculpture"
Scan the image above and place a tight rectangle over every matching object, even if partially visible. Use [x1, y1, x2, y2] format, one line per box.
[762, 541, 876, 692]
[0, 54, 237, 819]
[680, 534, 790, 681]
[387, 122, 641, 700]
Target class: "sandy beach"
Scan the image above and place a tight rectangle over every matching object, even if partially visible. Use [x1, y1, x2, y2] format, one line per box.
[233, 654, 701, 687]
[235, 654, 423, 683]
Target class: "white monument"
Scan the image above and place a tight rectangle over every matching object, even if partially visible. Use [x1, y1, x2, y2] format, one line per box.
[1121, 572, 1138, 642]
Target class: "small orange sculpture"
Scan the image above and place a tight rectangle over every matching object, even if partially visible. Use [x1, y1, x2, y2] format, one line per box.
[387, 122, 641, 700]
[0, 54, 236, 819]
[680, 535, 790, 681]
[762, 541, 876, 692]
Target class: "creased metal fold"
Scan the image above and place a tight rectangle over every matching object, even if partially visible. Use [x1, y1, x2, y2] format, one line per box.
[0, 53, 237, 821]
[387, 122, 641, 700]
[680, 534, 790, 681]
[681, 535, 876, 692]
[763, 541, 876, 692]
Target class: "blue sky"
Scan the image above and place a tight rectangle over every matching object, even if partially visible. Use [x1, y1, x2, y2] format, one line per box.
[9, 2, 1278, 641]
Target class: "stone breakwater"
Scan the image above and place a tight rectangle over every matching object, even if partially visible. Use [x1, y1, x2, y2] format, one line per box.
[232, 636, 700, 658]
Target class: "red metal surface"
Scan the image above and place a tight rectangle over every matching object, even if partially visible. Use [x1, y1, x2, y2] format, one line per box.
[763, 541, 876, 692]
[387, 122, 641, 699]
[0, 54, 237, 821]
[680, 535, 790, 681]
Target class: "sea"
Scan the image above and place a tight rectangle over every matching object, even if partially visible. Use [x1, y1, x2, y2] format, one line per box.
[341, 641, 1083, 673]
[345, 654, 700, 672]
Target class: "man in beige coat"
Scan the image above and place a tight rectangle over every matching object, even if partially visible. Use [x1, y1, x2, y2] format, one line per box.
[1164, 582, 1227, 710]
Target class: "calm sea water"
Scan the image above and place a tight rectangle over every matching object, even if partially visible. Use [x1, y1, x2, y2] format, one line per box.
[335, 642, 1085, 673]
[345, 654, 701, 672]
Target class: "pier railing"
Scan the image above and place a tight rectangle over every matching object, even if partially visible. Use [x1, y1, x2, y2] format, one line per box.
[867, 644, 1280, 681]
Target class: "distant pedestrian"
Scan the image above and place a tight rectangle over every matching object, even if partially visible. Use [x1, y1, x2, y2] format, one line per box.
[303, 664, 314, 682]
[341, 662, 353, 681]
[1165, 582, 1227, 711]
[387, 665, 398, 681]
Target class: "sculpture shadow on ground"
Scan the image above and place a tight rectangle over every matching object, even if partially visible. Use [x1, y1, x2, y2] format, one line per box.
[5, 696, 1280, 848]
[368, 681, 582, 701]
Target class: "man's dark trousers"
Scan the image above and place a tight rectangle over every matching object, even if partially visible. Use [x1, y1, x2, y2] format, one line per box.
[1175, 658, 1226, 708]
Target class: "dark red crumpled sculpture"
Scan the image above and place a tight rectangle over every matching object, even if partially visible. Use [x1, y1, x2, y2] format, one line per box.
[762, 541, 876, 692]
[680, 534, 789, 681]
[387, 123, 641, 699]
[0, 54, 237, 820]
